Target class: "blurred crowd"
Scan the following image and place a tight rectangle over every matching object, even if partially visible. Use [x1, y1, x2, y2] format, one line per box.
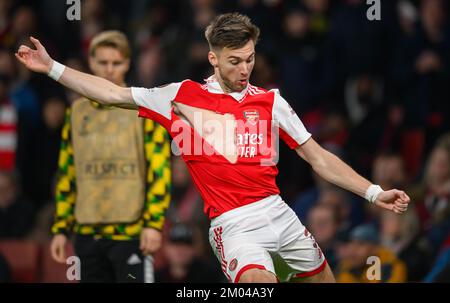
[1, 0, 450, 282]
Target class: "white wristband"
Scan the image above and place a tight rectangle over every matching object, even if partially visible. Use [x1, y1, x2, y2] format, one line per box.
[365, 184, 383, 204]
[48, 60, 66, 81]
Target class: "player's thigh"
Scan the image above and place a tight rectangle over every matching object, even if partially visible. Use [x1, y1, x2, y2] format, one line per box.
[289, 263, 336, 283]
[209, 214, 278, 283]
[238, 268, 278, 283]
[278, 227, 328, 279]
[209, 238, 277, 283]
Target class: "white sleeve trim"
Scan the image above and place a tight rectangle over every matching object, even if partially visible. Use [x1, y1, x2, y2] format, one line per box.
[131, 82, 182, 120]
[271, 89, 311, 146]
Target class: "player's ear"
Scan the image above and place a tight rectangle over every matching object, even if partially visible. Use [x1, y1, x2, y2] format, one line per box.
[87, 55, 95, 72]
[208, 50, 218, 68]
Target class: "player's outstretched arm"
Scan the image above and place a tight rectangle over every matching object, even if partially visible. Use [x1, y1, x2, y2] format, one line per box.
[296, 138, 410, 214]
[15, 36, 136, 109]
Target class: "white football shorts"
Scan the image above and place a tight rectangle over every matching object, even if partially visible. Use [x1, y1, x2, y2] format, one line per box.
[209, 194, 327, 283]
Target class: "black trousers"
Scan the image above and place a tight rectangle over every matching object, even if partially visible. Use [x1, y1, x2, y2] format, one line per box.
[74, 235, 154, 283]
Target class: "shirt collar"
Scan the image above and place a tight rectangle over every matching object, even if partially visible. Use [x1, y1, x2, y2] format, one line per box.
[204, 75, 248, 102]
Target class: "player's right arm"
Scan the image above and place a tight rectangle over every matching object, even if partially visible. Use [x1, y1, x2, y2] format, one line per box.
[15, 37, 135, 109]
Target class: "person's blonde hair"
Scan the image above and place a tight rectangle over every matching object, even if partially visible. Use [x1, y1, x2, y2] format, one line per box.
[88, 30, 131, 59]
[425, 132, 450, 186]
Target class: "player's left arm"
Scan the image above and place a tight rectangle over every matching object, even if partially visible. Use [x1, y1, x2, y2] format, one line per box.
[295, 138, 410, 213]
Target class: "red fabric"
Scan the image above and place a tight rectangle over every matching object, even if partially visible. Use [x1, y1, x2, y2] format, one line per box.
[401, 130, 424, 179]
[139, 80, 285, 219]
[0, 151, 15, 170]
[0, 101, 17, 171]
[295, 259, 328, 278]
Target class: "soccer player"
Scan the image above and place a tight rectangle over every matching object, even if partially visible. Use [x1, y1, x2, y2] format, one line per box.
[48, 31, 171, 282]
[15, 13, 410, 283]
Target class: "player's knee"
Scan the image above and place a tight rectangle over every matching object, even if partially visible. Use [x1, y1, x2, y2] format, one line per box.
[238, 268, 277, 283]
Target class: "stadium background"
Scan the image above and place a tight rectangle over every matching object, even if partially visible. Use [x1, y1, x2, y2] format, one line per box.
[0, 0, 450, 282]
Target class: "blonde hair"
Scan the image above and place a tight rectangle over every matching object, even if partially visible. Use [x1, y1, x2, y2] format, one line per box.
[425, 132, 450, 185]
[88, 30, 131, 59]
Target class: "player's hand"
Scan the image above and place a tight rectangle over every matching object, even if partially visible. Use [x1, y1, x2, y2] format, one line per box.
[15, 36, 53, 74]
[140, 228, 162, 255]
[374, 189, 411, 214]
[50, 234, 68, 264]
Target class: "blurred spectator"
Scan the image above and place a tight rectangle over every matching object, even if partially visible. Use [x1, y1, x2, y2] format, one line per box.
[10, 6, 37, 47]
[0, 0, 13, 46]
[165, 156, 212, 262]
[345, 73, 384, 126]
[307, 204, 339, 269]
[184, 0, 215, 82]
[291, 156, 366, 231]
[290, 170, 329, 224]
[414, 133, 450, 255]
[372, 153, 407, 190]
[0, 48, 41, 193]
[379, 209, 432, 281]
[336, 224, 407, 283]
[21, 96, 66, 209]
[0, 170, 35, 239]
[327, 0, 396, 81]
[79, 0, 106, 56]
[250, 53, 278, 89]
[0, 73, 17, 170]
[392, 0, 450, 151]
[344, 76, 406, 178]
[397, 0, 419, 37]
[424, 234, 450, 282]
[290, 144, 354, 223]
[49, 31, 171, 283]
[1, 47, 40, 125]
[316, 187, 360, 239]
[367, 152, 408, 220]
[167, 156, 204, 226]
[136, 42, 166, 87]
[0, 252, 11, 282]
[28, 202, 55, 245]
[155, 223, 225, 283]
[278, 7, 327, 113]
[302, 0, 331, 34]
[63, 57, 88, 103]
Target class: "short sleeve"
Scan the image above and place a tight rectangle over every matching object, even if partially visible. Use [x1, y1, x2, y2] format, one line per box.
[271, 89, 311, 149]
[132, 82, 182, 124]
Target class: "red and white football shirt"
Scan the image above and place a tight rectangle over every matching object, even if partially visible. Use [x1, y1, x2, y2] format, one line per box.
[132, 76, 311, 218]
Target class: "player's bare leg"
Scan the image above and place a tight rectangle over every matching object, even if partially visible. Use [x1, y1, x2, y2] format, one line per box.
[238, 268, 278, 283]
[289, 263, 336, 283]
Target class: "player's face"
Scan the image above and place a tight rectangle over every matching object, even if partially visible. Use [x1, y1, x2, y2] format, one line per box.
[209, 40, 255, 93]
[88, 46, 130, 86]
